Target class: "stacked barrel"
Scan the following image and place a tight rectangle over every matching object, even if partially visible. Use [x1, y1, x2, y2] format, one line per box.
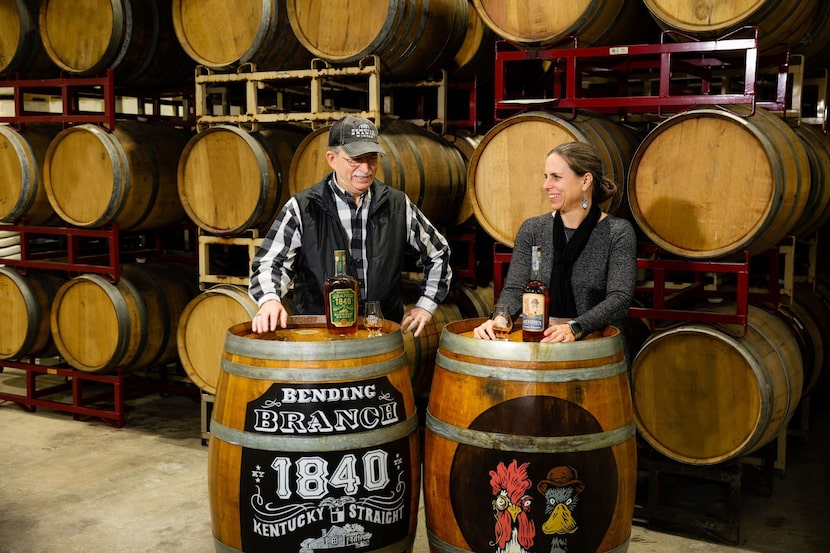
[0, 1, 200, 386]
[3, 1, 830, 552]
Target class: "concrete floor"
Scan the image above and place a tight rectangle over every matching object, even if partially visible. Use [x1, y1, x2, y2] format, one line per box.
[0, 368, 827, 553]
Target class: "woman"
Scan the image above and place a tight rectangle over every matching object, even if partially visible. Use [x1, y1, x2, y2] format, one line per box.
[474, 141, 637, 353]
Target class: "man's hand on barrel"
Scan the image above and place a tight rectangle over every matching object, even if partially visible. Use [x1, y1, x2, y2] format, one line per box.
[401, 306, 431, 337]
[252, 299, 288, 333]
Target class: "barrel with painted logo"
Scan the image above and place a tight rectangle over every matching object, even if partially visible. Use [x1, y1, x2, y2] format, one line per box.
[210, 317, 420, 553]
[424, 320, 636, 553]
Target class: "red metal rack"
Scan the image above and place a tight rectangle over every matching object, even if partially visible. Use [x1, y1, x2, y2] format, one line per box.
[0, 69, 195, 129]
[1, 70, 117, 128]
[3, 223, 124, 280]
[0, 359, 128, 427]
[493, 26, 792, 120]
[489, 243, 794, 337]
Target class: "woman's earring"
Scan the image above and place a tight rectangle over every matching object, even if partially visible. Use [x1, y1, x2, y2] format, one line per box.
[582, 194, 588, 210]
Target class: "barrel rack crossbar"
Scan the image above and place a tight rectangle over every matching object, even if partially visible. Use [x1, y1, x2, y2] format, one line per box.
[194, 56, 383, 131]
[493, 26, 796, 120]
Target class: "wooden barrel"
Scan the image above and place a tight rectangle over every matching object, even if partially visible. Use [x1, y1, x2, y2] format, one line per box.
[38, 0, 193, 87]
[628, 106, 810, 258]
[44, 122, 189, 231]
[779, 285, 830, 399]
[0, 0, 56, 78]
[289, 119, 467, 228]
[171, 0, 311, 71]
[642, 0, 819, 56]
[286, 0, 469, 80]
[209, 317, 420, 553]
[424, 320, 636, 553]
[472, 0, 656, 47]
[441, 133, 483, 226]
[632, 304, 803, 465]
[50, 262, 198, 373]
[452, 282, 493, 319]
[0, 267, 66, 360]
[177, 284, 258, 394]
[178, 124, 308, 236]
[0, 124, 61, 226]
[449, 1, 495, 78]
[790, 123, 830, 237]
[404, 301, 463, 402]
[469, 111, 638, 247]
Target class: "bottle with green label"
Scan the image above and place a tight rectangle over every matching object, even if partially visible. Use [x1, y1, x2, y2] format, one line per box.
[324, 250, 359, 335]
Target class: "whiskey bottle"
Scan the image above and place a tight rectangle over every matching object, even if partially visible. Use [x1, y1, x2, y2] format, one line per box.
[324, 250, 359, 335]
[522, 245, 549, 342]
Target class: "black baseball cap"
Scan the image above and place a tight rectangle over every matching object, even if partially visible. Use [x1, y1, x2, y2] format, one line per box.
[328, 115, 386, 157]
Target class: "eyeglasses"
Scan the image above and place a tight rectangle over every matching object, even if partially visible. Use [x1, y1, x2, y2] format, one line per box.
[338, 153, 379, 167]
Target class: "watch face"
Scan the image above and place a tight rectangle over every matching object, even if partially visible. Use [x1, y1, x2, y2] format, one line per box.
[569, 321, 582, 337]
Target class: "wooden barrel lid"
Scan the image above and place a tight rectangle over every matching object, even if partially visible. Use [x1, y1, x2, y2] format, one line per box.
[0, 127, 30, 222]
[172, 0, 267, 67]
[628, 106, 809, 258]
[44, 125, 121, 227]
[52, 276, 125, 371]
[468, 112, 636, 248]
[39, 0, 122, 74]
[178, 285, 257, 394]
[178, 126, 277, 235]
[0, 268, 32, 358]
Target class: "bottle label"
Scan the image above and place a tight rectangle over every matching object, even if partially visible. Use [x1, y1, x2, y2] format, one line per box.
[328, 289, 357, 327]
[522, 293, 546, 331]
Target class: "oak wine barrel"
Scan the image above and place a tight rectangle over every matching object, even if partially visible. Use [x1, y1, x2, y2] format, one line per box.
[177, 284, 258, 394]
[472, 0, 657, 47]
[424, 320, 636, 553]
[628, 106, 810, 258]
[50, 263, 198, 373]
[632, 304, 803, 465]
[286, 0, 468, 80]
[441, 132, 483, 226]
[469, 111, 638, 248]
[642, 0, 819, 56]
[171, 0, 311, 71]
[0, 124, 61, 226]
[177, 124, 308, 236]
[44, 122, 190, 231]
[790, 123, 830, 237]
[38, 0, 194, 87]
[0, 267, 66, 360]
[209, 317, 420, 553]
[0, 0, 55, 78]
[289, 118, 466, 229]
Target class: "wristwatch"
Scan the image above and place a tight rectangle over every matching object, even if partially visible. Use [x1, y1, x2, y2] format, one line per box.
[567, 320, 583, 340]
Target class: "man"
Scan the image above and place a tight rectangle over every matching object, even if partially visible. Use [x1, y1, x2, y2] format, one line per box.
[249, 115, 452, 337]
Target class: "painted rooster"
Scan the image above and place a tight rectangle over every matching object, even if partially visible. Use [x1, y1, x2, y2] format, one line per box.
[489, 460, 536, 553]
